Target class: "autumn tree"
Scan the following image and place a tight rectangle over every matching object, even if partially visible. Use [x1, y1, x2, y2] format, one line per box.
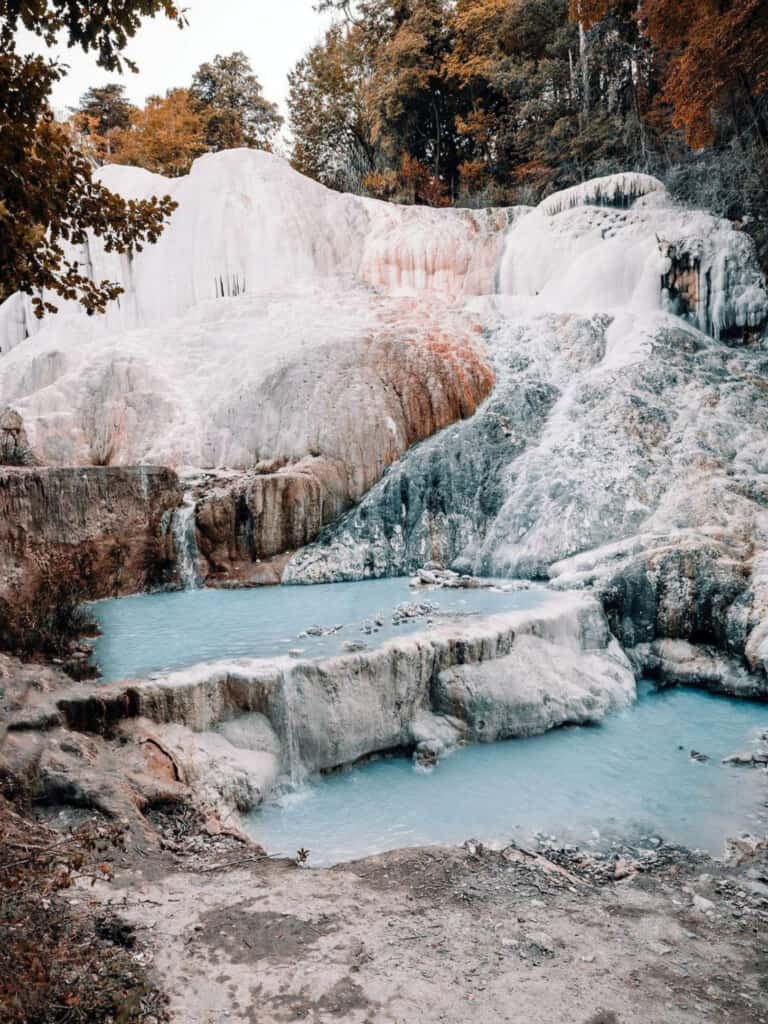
[75, 83, 134, 135]
[0, 1, 180, 315]
[290, 0, 766, 266]
[646, 0, 767, 149]
[296, 0, 661, 205]
[291, 0, 464, 202]
[572, 0, 768, 268]
[576, 0, 768, 150]
[190, 51, 283, 152]
[70, 83, 136, 164]
[367, 0, 461, 189]
[288, 23, 379, 190]
[112, 88, 208, 177]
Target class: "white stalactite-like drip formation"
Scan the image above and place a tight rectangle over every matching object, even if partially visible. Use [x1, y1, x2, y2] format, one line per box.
[497, 175, 768, 338]
[0, 150, 765, 473]
[536, 172, 665, 216]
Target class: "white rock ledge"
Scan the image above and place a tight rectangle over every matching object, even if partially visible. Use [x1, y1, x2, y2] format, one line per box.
[58, 592, 635, 813]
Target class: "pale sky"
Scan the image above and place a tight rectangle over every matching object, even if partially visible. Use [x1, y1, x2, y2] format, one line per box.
[18, 1, 333, 124]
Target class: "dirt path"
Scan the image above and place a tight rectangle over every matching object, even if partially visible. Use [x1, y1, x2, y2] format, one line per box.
[88, 835, 768, 1024]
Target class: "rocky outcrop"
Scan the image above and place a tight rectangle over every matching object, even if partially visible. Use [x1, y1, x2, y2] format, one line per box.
[285, 308, 768, 692]
[500, 173, 767, 340]
[0, 466, 182, 605]
[182, 328, 493, 584]
[0, 654, 191, 840]
[0, 152, 501, 471]
[553, 534, 752, 652]
[434, 633, 632, 744]
[31, 594, 634, 812]
[287, 314, 768, 581]
[192, 466, 343, 586]
[626, 639, 764, 698]
[0, 407, 33, 465]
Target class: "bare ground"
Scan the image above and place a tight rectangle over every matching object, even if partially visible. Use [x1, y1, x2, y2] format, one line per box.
[75, 822, 768, 1024]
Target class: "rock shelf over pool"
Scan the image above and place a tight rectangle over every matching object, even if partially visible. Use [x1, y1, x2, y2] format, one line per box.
[42, 592, 633, 814]
[0, 151, 766, 696]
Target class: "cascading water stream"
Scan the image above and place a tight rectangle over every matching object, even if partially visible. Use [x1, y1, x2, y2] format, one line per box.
[171, 492, 201, 590]
[279, 670, 306, 790]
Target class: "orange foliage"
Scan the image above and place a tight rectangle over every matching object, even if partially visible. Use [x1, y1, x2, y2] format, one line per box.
[399, 153, 451, 206]
[645, 0, 768, 148]
[112, 88, 207, 176]
[365, 154, 451, 206]
[445, 0, 510, 85]
[574, 0, 768, 148]
[458, 160, 489, 194]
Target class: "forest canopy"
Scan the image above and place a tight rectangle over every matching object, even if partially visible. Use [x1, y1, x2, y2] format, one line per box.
[69, 52, 283, 177]
[288, 0, 768, 265]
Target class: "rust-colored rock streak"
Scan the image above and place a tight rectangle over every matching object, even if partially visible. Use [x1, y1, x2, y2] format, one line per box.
[195, 330, 494, 585]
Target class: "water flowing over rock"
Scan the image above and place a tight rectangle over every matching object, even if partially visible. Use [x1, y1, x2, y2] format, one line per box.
[0, 153, 501, 581]
[171, 492, 202, 590]
[285, 307, 768, 688]
[498, 173, 767, 340]
[280, 172, 768, 689]
[0, 152, 500, 474]
[0, 152, 766, 688]
[44, 593, 633, 812]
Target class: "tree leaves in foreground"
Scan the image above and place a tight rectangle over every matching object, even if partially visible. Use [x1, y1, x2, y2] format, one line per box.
[0, 1, 182, 316]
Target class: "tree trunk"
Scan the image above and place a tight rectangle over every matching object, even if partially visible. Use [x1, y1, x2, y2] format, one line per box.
[578, 7, 589, 127]
[432, 97, 441, 179]
[739, 72, 768, 151]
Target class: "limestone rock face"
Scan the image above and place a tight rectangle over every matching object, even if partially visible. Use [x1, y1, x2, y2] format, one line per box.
[285, 310, 768, 687]
[0, 406, 33, 465]
[627, 639, 764, 699]
[434, 635, 634, 742]
[188, 328, 493, 583]
[0, 151, 514, 354]
[0, 152, 501, 473]
[0, 466, 182, 606]
[0, 257, 493, 583]
[152, 720, 281, 813]
[0, 654, 189, 840]
[46, 593, 635, 811]
[286, 316, 765, 574]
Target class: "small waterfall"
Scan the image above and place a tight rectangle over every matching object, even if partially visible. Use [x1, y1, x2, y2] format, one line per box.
[280, 671, 305, 789]
[137, 465, 150, 501]
[172, 493, 201, 589]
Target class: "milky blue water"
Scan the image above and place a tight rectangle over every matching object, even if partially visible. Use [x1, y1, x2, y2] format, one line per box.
[90, 581, 768, 862]
[90, 578, 546, 681]
[247, 681, 768, 864]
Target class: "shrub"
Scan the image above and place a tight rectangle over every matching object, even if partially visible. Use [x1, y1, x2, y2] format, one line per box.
[0, 552, 98, 667]
[0, 797, 169, 1023]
